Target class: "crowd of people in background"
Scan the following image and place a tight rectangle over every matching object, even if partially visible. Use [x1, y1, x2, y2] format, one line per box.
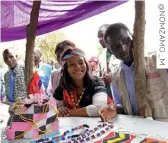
[0, 22, 168, 122]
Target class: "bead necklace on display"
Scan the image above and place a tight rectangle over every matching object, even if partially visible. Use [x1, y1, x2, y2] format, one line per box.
[63, 122, 113, 143]
[32, 122, 113, 143]
[32, 124, 89, 143]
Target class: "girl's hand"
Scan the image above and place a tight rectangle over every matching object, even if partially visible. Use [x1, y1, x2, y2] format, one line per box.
[99, 107, 117, 122]
[58, 107, 70, 117]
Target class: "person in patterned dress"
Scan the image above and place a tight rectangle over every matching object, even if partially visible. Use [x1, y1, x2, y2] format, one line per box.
[2, 49, 26, 104]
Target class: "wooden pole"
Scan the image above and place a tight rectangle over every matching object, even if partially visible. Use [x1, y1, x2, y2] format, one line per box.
[25, 1, 41, 94]
[133, 1, 152, 117]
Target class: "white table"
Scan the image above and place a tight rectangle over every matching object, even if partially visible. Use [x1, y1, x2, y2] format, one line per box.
[1, 103, 168, 143]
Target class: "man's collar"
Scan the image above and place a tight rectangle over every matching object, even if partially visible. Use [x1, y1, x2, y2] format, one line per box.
[9, 64, 18, 73]
[120, 61, 134, 70]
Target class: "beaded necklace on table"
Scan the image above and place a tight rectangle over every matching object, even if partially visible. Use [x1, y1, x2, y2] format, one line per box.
[64, 122, 113, 143]
[70, 89, 85, 109]
[32, 122, 113, 143]
[32, 124, 89, 143]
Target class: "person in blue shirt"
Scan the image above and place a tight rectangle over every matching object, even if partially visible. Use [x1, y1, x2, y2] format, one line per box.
[99, 23, 168, 122]
[33, 48, 52, 91]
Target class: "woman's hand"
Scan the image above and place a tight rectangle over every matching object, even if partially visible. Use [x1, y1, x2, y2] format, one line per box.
[58, 107, 70, 117]
[99, 107, 117, 122]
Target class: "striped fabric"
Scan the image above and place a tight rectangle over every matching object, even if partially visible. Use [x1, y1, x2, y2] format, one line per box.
[6, 97, 59, 140]
[95, 131, 136, 143]
[29, 71, 45, 94]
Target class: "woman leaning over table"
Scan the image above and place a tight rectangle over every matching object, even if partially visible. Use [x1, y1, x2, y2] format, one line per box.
[53, 48, 117, 119]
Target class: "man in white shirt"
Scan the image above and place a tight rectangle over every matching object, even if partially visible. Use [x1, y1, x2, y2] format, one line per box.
[97, 24, 113, 98]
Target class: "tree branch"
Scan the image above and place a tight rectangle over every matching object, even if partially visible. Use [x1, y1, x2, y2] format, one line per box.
[133, 1, 152, 117]
[25, 1, 41, 94]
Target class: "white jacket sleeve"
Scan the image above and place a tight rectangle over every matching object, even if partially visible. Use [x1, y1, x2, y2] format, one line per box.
[86, 92, 108, 117]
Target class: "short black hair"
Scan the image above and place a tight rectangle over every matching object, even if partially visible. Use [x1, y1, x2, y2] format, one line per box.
[98, 24, 110, 31]
[55, 40, 76, 55]
[104, 23, 130, 44]
[3, 49, 10, 57]
[59, 48, 95, 91]
[34, 47, 42, 58]
[2, 49, 16, 58]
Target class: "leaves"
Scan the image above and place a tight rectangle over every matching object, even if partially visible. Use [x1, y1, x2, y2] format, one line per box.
[35, 31, 65, 62]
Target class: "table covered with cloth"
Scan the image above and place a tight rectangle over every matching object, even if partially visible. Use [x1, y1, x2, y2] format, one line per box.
[0, 103, 168, 143]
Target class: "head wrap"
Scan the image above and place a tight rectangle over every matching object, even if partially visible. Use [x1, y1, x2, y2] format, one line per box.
[88, 56, 99, 64]
[61, 49, 85, 66]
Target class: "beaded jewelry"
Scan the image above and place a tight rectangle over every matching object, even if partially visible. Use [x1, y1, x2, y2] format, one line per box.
[31, 122, 113, 143]
[63, 122, 113, 143]
[70, 89, 85, 109]
[32, 124, 89, 143]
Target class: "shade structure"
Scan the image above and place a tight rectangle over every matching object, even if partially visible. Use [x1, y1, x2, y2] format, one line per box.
[1, 1, 127, 42]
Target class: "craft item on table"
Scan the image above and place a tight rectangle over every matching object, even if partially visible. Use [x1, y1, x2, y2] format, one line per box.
[30, 131, 61, 143]
[31, 122, 113, 143]
[95, 131, 136, 143]
[5, 94, 59, 140]
[140, 137, 168, 143]
[31, 124, 90, 143]
[63, 122, 113, 143]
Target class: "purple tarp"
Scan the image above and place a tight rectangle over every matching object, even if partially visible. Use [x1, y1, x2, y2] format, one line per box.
[1, 1, 127, 42]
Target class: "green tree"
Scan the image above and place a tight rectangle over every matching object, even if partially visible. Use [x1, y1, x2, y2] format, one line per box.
[36, 31, 65, 62]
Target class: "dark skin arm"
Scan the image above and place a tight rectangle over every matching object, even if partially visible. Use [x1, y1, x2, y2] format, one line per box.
[99, 107, 117, 121]
[58, 107, 89, 117]
[99, 106, 125, 121]
[69, 107, 88, 117]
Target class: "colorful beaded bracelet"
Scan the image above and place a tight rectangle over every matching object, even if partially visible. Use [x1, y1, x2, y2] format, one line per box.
[32, 124, 89, 143]
[31, 123, 113, 143]
[63, 122, 113, 143]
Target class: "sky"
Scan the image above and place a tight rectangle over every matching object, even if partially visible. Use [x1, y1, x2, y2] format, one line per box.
[61, 0, 135, 58]
[0, 0, 168, 60]
[61, 0, 168, 58]
[0, 0, 135, 59]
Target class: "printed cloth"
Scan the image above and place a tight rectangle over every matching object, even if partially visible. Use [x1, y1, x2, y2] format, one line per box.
[61, 49, 85, 66]
[95, 131, 136, 143]
[5, 94, 59, 140]
[29, 71, 45, 94]
[95, 132, 167, 143]
[140, 138, 168, 143]
[4, 64, 26, 102]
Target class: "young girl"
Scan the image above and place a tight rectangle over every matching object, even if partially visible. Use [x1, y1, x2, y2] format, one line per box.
[53, 48, 116, 118]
